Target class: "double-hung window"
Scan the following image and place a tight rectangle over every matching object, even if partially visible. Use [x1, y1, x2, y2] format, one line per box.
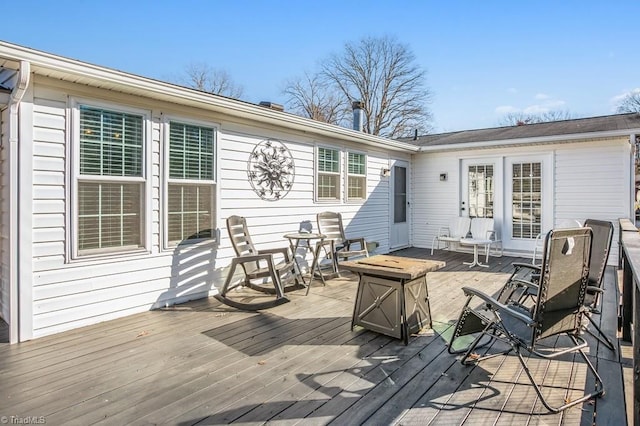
[346, 152, 366, 201]
[316, 147, 340, 201]
[77, 105, 146, 256]
[166, 121, 216, 245]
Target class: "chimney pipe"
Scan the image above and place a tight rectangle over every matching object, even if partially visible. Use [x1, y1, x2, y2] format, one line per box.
[352, 101, 364, 132]
[259, 101, 284, 112]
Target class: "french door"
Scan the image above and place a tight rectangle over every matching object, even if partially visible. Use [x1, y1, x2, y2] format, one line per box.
[504, 155, 552, 251]
[461, 155, 551, 252]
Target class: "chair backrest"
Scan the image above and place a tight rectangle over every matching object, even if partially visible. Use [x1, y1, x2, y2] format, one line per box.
[469, 218, 494, 240]
[317, 211, 346, 243]
[227, 215, 257, 257]
[583, 219, 614, 288]
[449, 217, 471, 238]
[532, 227, 592, 341]
[557, 219, 583, 228]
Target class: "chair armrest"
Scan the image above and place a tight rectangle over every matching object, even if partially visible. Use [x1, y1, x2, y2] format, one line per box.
[343, 237, 366, 249]
[461, 286, 535, 326]
[437, 226, 451, 237]
[512, 262, 540, 271]
[512, 263, 542, 276]
[587, 285, 604, 294]
[258, 247, 292, 261]
[511, 278, 539, 292]
[235, 253, 277, 264]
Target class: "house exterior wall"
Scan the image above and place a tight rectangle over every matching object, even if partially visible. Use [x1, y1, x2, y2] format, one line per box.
[25, 76, 400, 339]
[412, 137, 631, 263]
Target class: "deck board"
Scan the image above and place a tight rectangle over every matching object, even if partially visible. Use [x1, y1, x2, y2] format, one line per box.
[0, 248, 629, 425]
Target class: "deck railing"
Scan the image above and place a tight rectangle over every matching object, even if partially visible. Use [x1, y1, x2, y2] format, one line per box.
[618, 217, 640, 423]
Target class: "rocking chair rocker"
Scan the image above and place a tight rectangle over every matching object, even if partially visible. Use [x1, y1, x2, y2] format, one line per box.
[215, 215, 300, 310]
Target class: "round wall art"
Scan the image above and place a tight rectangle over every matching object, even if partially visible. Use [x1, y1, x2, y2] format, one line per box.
[247, 138, 295, 201]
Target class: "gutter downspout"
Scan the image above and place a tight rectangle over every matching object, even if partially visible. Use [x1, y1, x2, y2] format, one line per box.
[7, 61, 30, 343]
[631, 133, 637, 224]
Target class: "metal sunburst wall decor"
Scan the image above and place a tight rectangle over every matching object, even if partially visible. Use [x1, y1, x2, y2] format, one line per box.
[247, 138, 295, 201]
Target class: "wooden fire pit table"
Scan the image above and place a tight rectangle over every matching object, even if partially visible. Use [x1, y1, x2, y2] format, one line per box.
[341, 255, 445, 345]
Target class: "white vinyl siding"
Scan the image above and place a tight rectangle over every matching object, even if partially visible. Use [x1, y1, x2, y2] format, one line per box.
[316, 146, 340, 201]
[76, 105, 145, 255]
[166, 121, 216, 245]
[347, 152, 366, 201]
[412, 138, 631, 263]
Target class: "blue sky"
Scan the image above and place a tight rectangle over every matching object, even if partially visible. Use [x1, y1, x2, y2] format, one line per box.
[2, 1, 639, 133]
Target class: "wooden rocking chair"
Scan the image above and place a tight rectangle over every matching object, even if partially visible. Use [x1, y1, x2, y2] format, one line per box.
[215, 215, 300, 310]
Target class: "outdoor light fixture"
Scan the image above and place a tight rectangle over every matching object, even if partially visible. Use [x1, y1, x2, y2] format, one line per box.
[440, 173, 448, 181]
[381, 168, 391, 177]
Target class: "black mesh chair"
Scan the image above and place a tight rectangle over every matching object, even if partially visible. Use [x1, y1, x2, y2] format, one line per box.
[448, 228, 604, 413]
[498, 219, 616, 350]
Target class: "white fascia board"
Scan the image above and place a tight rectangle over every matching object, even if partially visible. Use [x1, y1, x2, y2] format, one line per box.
[417, 129, 640, 152]
[0, 41, 418, 153]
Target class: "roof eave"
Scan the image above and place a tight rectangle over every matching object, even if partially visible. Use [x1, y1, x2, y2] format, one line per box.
[417, 128, 640, 152]
[0, 41, 418, 153]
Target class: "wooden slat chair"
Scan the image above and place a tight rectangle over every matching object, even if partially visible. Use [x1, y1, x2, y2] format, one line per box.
[448, 227, 604, 413]
[431, 216, 471, 255]
[215, 215, 300, 310]
[317, 211, 369, 276]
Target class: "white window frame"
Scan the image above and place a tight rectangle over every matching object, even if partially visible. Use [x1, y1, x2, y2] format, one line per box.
[70, 98, 152, 260]
[315, 145, 342, 202]
[162, 116, 218, 248]
[345, 150, 367, 202]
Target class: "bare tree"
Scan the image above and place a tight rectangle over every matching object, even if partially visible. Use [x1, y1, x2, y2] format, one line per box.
[616, 90, 640, 113]
[282, 71, 347, 124]
[317, 35, 432, 137]
[177, 62, 244, 99]
[499, 110, 573, 126]
[281, 36, 433, 137]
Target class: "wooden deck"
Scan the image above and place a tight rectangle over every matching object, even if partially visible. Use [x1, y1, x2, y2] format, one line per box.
[0, 248, 629, 425]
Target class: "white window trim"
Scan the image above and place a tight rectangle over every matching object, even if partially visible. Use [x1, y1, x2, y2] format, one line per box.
[161, 115, 219, 249]
[68, 98, 152, 261]
[345, 150, 368, 203]
[315, 144, 342, 203]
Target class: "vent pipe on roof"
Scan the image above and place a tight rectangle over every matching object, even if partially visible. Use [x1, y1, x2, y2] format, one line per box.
[352, 101, 364, 132]
[259, 101, 284, 112]
[413, 129, 418, 140]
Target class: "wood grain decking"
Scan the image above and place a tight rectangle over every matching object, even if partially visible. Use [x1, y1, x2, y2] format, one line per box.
[0, 248, 629, 425]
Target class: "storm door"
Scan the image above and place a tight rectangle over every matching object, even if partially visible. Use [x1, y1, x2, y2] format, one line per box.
[390, 160, 410, 249]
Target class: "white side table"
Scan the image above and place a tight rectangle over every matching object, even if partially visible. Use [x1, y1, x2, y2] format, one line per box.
[459, 238, 493, 268]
